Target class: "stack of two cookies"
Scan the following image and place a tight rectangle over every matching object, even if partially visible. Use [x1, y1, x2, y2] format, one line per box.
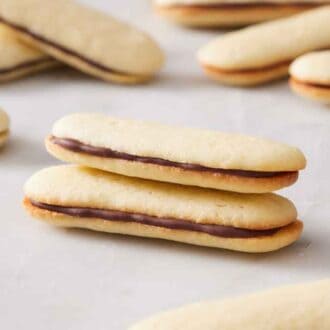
[24, 113, 306, 253]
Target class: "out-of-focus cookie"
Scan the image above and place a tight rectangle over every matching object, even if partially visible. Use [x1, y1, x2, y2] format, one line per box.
[23, 165, 302, 253]
[129, 279, 330, 330]
[0, 0, 164, 84]
[0, 25, 57, 82]
[198, 6, 330, 86]
[0, 109, 9, 147]
[290, 51, 330, 103]
[154, 0, 322, 27]
[45, 113, 306, 193]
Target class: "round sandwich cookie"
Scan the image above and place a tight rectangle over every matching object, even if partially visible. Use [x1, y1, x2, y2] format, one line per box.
[290, 50, 330, 103]
[45, 113, 306, 194]
[0, 25, 57, 82]
[0, 0, 164, 84]
[129, 279, 330, 329]
[154, 0, 321, 28]
[0, 109, 9, 147]
[23, 165, 302, 253]
[197, 6, 330, 86]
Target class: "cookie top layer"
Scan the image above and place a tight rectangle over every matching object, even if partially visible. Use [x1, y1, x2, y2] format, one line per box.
[290, 51, 330, 84]
[0, 109, 9, 133]
[24, 165, 297, 229]
[0, 24, 49, 69]
[0, 0, 164, 75]
[198, 6, 330, 70]
[51, 113, 306, 172]
[130, 279, 330, 330]
[156, 0, 328, 4]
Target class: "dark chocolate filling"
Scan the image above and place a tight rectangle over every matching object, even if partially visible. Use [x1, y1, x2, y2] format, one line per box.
[0, 58, 54, 75]
[31, 199, 281, 238]
[50, 136, 294, 178]
[0, 17, 137, 78]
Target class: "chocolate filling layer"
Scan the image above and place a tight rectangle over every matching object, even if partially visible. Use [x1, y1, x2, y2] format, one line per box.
[0, 58, 54, 75]
[0, 17, 137, 78]
[50, 136, 294, 178]
[31, 199, 281, 238]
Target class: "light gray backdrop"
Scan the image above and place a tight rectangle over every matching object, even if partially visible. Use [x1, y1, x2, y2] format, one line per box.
[1, 1, 329, 329]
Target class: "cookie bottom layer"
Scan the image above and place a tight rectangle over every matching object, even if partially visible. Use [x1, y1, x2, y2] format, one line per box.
[1, 19, 153, 85]
[46, 138, 299, 193]
[155, 4, 315, 27]
[290, 78, 330, 103]
[201, 62, 289, 86]
[0, 59, 58, 82]
[24, 198, 303, 253]
[0, 130, 8, 147]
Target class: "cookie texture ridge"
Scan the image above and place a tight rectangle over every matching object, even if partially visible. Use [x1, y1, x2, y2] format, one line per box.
[23, 165, 302, 252]
[130, 279, 330, 330]
[46, 113, 306, 193]
[198, 6, 330, 85]
[0, 0, 164, 84]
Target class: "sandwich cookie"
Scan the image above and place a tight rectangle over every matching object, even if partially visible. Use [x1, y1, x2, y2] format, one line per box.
[23, 165, 302, 252]
[46, 113, 306, 193]
[290, 51, 330, 103]
[0, 0, 164, 84]
[130, 279, 330, 330]
[0, 25, 57, 82]
[0, 109, 9, 147]
[198, 6, 330, 86]
[154, 0, 323, 28]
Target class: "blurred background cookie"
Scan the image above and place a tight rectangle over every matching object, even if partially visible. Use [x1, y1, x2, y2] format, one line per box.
[198, 6, 330, 86]
[0, 0, 165, 84]
[290, 51, 330, 103]
[154, 0, 322, 28]
[130, 279, 330, 330]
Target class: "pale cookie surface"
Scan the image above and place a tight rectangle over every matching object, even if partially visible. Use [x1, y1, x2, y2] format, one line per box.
[0, 0, 164, 81]
[50, 113, 306, 172]
[23, 165, 302, 252]
[130, 279, 330, 330]
[290, 50, 330, 84]
[198, 6, 330, 71]
[0, 109, 9, 147]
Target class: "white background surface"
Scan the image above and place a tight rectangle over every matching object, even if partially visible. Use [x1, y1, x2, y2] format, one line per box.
[1, 1, 330, 329]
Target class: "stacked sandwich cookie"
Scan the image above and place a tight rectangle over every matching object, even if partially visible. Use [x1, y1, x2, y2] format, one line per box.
[24, 113, 306, 252]
[0, 0, 164, 84]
